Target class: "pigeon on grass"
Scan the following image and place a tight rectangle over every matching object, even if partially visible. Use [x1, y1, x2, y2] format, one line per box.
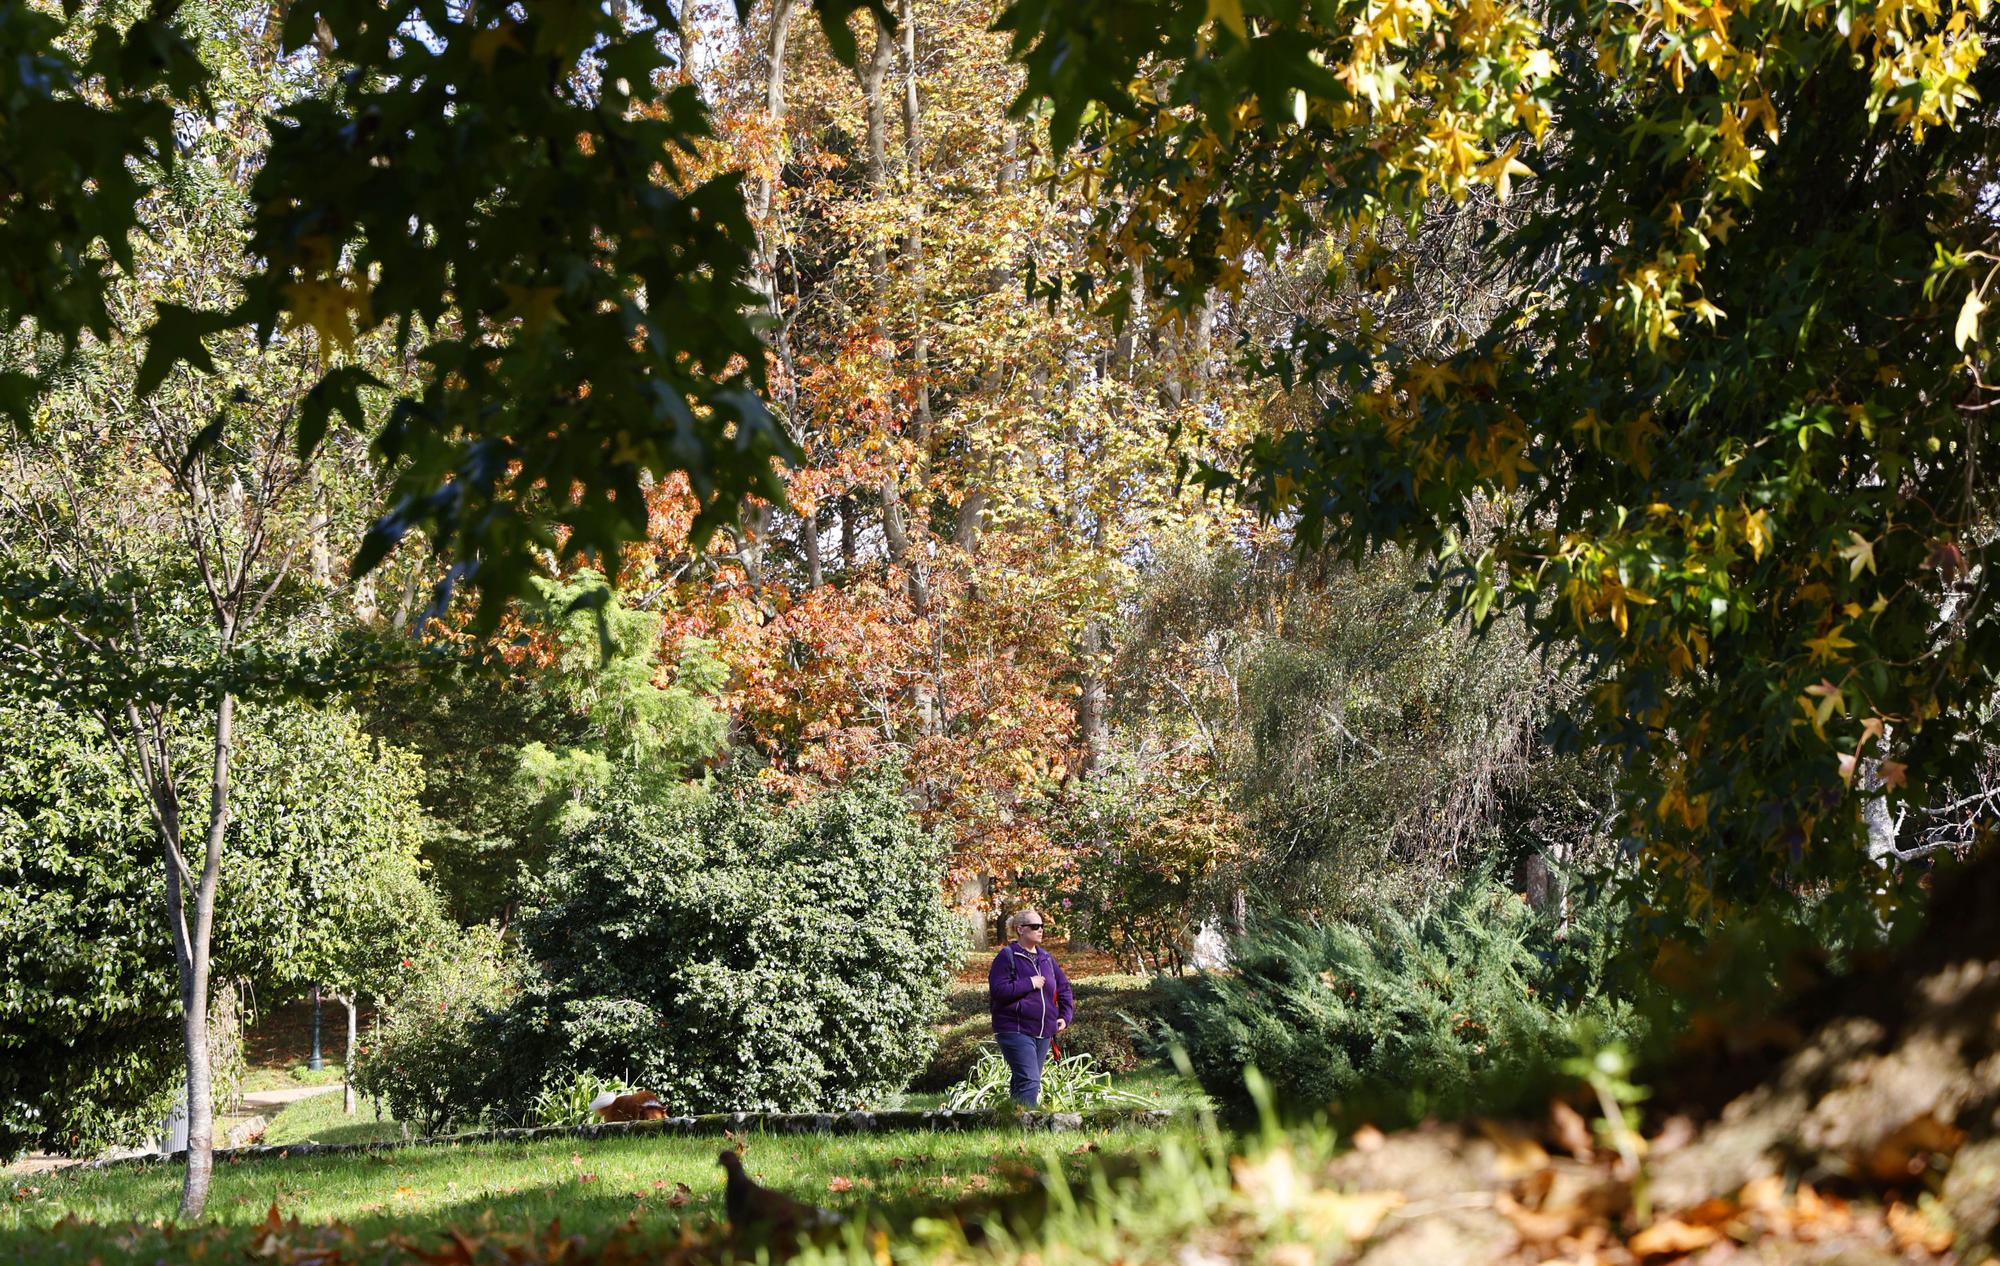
[718, 1148, 845, 1246]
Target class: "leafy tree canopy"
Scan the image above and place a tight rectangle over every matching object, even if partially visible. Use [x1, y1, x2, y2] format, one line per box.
[999, 0, 2000, 922]
[2, 0, 892, 626]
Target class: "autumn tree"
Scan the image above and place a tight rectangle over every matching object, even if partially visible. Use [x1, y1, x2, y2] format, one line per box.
[663, 0, 1268, 932]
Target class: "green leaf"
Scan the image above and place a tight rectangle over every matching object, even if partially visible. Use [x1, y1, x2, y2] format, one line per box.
[135, 303, 231, 399]
[1207, 0, 1248, 41]
[0, 372, 42, 432]
[297, 367, 386, 460]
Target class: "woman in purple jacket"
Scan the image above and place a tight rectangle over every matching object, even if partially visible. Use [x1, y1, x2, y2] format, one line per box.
[987, 908, 1074, 1107]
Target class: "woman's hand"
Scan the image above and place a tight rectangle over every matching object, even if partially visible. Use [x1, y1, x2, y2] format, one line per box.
[1030, 974, 1046, 990]
[1055, 1017, 1068, 1033]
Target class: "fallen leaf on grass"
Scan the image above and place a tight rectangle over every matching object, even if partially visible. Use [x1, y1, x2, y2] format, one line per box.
[1477, 1119, 1550, 1178]
[1886, 1201, 1954, 1254]
[828, 1176, 854, 1193]
[1679, 1197, 1738, 1227]
[1549, 1100, 1594, 1161]
[1495, 1191, 1586, 1244]
[579, 1173, 597, 1184]
[1865, 1113, 1965, 1183]
[1230, 1147, 1302, 1210]
[667, 1183, 693, 1208]
[1301, 1190, 1404, 1243]
[1628, 1217, 1724, 1257]
[1737, 1176, 1786, 1212]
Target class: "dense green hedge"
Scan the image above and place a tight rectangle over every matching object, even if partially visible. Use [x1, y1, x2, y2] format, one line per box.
[1150, 875, 1638, 1127]
[0, 695, 435, 1160]
[357, 768, 963, 1126]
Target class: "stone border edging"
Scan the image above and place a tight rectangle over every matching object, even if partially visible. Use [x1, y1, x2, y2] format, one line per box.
[67, 1108, 1183, 1174]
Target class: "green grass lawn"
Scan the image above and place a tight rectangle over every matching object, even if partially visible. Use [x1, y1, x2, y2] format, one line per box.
[239, 1064, 348, 1096]
[259, 1090, 406, 1147]
[0, 1123, 1199, 1266]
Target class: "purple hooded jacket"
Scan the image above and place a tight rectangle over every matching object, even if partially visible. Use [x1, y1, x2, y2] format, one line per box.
[988, 943, 1074, 1038]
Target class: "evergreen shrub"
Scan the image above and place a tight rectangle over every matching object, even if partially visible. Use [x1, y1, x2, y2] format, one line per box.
[1151, 874, 1638, 1127]
[515, 769, 962, 1111]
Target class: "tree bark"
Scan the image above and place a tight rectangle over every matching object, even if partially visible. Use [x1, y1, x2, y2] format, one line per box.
[854, 9, 930, 616]
[331, 992, 358, 1114]
[802, 504, 823, 590]
[169, 683, 235, 1218]
[897, 0, 931, 442]
[1075, 619, 1109, 778]
[857, 19, 893, 287]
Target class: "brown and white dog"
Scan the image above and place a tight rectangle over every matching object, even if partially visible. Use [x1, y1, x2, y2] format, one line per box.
[591, 1090, 669, 1123]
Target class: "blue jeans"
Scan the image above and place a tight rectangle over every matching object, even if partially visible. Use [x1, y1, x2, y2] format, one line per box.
[994, 1032, 1053, 1107]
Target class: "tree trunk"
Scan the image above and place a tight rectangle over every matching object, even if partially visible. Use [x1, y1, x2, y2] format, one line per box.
[170, 685, 235, 1219]
[857, 20, 893, 287]
[897, 0, 931, 442]
[802, 504, 823, 590]
[1075, 624, 1108, 778]
[855, 10, 930, 616]
[333, 993, 358, 1115]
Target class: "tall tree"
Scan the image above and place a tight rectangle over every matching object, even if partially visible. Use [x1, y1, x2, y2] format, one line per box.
[0, 2, 400, 1212]
[1, 0, 899, 625]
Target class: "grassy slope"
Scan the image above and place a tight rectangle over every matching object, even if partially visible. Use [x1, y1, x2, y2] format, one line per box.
[259, 1091, 405, 1147]
[0, 1124, 1189, 1265]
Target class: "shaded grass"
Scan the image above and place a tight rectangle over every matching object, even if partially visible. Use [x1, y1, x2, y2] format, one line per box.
[0, 1124, 1184, 1265]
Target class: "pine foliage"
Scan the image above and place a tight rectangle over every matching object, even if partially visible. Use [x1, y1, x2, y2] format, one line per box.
[1154, 876, 1636, 1127]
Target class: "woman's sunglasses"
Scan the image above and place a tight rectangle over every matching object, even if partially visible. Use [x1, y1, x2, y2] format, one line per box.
[1018, 923, 1044, 931]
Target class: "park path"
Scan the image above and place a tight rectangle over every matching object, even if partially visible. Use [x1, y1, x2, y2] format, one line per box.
[5, 1084, 341, 1177]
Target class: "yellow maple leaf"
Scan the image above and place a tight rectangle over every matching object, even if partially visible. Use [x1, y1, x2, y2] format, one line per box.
[1804, 623, 1857, 665]
[1686, 296, 1726, 326]
[1476, 140, 1534, 203]
[1838, 530, 1876, 579]
[1404, 360, 1459, 400]
[281, 279, 358, 360]
[1955, 288, 1986, 350]
[497, 284, 567, 333]
[1206, 0, 1248, 41]
[1741, 507, 1773, 560]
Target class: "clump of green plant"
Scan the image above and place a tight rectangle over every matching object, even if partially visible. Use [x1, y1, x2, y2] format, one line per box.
[351, 924, 525, 1135]
[511, 766, 963, 1113]
[943, 1047, 1157, 1113]
[529, 1071, 628, 1127]
[1152, 873, 1640, 1128]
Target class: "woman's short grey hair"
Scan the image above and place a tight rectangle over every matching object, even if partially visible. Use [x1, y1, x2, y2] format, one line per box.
[1005, 909, 1040, 934]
